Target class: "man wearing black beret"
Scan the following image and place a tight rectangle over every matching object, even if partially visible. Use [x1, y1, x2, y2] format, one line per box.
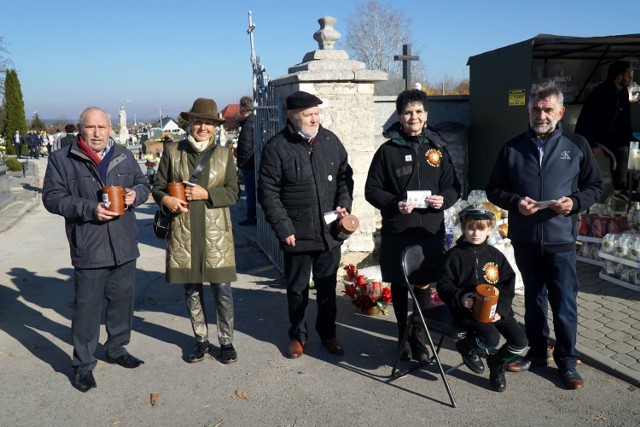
[258, 90, 353, 359]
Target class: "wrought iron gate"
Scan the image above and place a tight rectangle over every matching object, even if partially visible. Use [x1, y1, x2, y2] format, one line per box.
[254, 84, 285, 271]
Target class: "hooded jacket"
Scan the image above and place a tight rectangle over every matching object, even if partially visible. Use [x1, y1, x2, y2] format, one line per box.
[437, 236, 516, 320]
[365, 122, 461, 236]
[258, 122, 352, 253]
[42, 140, 150, 269]
[486, 124, 603, 252]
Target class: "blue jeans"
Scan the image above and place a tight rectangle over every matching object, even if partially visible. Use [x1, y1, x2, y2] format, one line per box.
[513, 245, 579, 371]
[242, 169, 256, 221]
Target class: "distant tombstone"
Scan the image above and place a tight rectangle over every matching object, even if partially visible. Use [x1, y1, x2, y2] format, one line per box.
[374, 80, 406, 96]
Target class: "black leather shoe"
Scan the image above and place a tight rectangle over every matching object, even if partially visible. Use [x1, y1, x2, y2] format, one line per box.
[106, 353, 144, 369]
[560, 368, 585, 390]
[74, 371, 97, 392]
[408, 324, 429, 362]
[456, 338, 485, 374]
[488, 355, 507, 392]
[220, 344, 238, 364]
[188, 341, 210, 363]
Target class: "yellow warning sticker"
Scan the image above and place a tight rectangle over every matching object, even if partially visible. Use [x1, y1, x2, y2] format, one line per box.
[509, 89, 526, 106]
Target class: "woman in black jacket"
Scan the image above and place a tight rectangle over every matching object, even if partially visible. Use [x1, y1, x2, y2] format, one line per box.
[365, 89, 461, 361]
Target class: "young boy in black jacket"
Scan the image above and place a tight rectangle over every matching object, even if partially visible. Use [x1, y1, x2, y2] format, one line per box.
[437, 206, 527, 392]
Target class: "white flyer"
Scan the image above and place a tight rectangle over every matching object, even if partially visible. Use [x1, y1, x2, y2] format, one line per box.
[407, 190, 431, 208]
[536, 200, 557, 209]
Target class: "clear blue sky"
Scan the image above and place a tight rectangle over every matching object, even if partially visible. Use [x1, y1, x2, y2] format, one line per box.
[3, 0, 639, 123]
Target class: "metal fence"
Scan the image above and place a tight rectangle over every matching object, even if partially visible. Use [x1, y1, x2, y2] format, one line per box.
[254, 84, 285, 272]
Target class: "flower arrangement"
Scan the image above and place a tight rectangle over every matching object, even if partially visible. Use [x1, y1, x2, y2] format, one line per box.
[143, 154, 160, 169]
[342, 264, 392, 314]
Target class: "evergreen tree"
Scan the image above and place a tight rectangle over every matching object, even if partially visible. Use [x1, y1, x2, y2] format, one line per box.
[31, 112, 46, 132]
[2, 69, 27, 155]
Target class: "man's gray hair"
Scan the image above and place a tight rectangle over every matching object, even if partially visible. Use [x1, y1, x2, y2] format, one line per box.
[528, 82, 564, 108]
[78, 106, 111, 129]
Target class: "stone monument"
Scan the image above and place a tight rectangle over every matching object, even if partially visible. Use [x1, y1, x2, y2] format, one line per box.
[118, 105, 130, 145]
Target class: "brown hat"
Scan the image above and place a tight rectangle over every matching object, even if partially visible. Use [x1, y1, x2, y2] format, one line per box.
[180, 98, 225, 124]
[64, 124, 76, 133]
[286, 91, 323, 110]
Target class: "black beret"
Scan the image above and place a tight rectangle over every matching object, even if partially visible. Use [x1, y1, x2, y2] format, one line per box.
[286, 91, 323, 110]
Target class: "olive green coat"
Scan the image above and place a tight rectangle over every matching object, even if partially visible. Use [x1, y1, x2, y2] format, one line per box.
[152, 139, 239, 284]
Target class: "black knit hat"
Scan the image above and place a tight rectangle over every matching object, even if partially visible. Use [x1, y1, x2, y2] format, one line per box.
[286, 91, 323, 110]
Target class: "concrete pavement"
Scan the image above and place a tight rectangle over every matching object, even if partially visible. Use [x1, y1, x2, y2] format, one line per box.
[1, 157, 639, 426]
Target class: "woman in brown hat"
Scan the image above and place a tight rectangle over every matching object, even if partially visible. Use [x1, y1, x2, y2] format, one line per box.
[151, 98, 240, 364]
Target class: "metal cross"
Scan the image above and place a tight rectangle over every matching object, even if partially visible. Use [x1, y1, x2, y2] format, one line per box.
[394, 44, 420, 91]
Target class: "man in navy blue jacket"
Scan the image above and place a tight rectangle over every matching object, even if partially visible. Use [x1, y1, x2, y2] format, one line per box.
[43, 106, 150, 392]
[486, 83, 603, 390]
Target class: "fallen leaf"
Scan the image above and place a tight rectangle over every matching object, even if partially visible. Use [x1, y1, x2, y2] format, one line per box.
[234, 390, 248, 400]
[150, 392, 159, 406]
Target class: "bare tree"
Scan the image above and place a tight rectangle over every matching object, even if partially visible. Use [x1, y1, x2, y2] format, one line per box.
[344, 2, 424, 82]
[423, 74, 470, 95]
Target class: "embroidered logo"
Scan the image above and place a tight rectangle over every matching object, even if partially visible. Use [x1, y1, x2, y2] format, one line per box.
[483, 262, 499, 284]
[560, 151, 571, 160]
[425, 149, 442, 167]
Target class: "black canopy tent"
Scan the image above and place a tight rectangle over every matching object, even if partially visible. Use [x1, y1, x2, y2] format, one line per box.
[467, 33, 640, 191]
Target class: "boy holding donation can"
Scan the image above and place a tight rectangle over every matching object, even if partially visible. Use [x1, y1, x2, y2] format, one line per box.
[437, 206, 527, 392]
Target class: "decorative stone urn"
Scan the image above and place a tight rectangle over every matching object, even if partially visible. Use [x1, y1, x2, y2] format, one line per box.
[313, 16, 340, 50]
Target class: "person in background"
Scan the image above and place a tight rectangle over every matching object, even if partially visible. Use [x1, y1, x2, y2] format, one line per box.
[364, 89, 461, 363]
[236, 95, 257, 226]
[258, 91, 352, 359]
[13, 129, 24, 158]
[152, 98, 240, 365]
[27, 130, 40, 159]
[59, 124, 78, 149]
[486, 83, 602, 390]
[437, 206, 527, 392]
[42, 106, 150, 392]
[575, 60, 638, 200]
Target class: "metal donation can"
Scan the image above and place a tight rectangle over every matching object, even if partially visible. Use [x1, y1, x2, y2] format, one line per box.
[101, 186, 125, 215]
[332, 214, 359, 240]
[472, 284, 499, 323]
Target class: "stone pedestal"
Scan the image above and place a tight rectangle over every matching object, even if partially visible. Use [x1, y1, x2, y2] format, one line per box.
[0, 163, 16, 210]
[270, 16, 387, 253]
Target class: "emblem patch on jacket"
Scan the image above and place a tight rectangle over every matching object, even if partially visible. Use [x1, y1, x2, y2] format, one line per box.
[483, 262, 499, 284]
[425, 149, 442, 167]
[560, 151, 571, 160]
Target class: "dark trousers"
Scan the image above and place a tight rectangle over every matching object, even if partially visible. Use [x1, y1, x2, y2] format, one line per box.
[611, 145, 629, 192]
[457, 315, 528, 353]
[242, 169, 256, 221]
[513, 245, 579, 371]
[283, 246, 341, 342]
[15, 143, 21, 158]
[72, 260, 136, 372]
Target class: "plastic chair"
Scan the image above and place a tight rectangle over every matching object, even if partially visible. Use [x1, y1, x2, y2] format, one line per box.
[390, 244, 467, 408]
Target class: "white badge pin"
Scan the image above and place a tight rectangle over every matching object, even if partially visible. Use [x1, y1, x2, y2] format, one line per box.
[328, 175, 333, 181]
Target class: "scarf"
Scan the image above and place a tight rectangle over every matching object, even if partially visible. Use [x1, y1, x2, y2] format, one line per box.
[77, 135, 103, 166]
[187, 135, 214, 153]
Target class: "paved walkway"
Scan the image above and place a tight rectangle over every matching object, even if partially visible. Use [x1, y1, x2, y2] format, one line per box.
[1, 156, 639, 425]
